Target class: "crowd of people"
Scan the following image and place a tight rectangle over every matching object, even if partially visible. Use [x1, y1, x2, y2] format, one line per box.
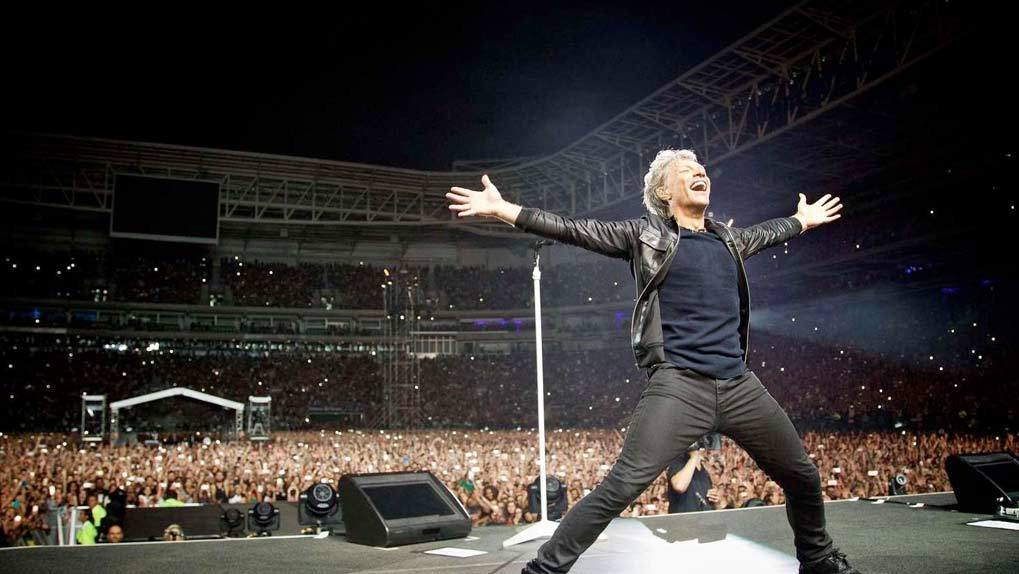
[1, 428, 1012, 545]
[1, 250, 632, 310]
[221, 258, 325, 308]
[111, 255, 208, 304]
[1, 335, 381, 432]
[2, 331, 1014, 435]
[1, 324, 1013, 546]
[1, 210, 1012, 547]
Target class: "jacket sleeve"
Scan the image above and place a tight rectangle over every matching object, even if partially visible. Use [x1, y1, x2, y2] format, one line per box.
[733, 216, 803, 259]
[514, 207, 639, 260]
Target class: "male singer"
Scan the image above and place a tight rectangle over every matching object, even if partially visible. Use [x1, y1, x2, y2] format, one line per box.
[667, 441, 713, 513]
[447, 149, 859, 574]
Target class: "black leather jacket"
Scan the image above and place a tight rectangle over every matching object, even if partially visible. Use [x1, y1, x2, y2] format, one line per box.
[513, 207, 803, 371]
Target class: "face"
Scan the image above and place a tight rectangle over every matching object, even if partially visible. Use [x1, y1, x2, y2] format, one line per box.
[106, 525, 124, 543]
[657, 158, 711, 213]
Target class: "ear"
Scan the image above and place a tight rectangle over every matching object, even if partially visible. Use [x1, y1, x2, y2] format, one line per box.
[656, 186, 670, 201]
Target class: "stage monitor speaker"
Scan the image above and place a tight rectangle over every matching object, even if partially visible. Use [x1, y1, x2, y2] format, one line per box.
[338, 471, 471, 547]
[945, 451, 1019, 513]
[120, 505, 225, 542]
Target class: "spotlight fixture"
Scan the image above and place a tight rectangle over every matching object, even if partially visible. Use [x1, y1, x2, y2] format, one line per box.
[247, 501, 280, 536]
[299, 482, 343, 532]
[222, 508, 245, 537]
[888, 473, 907, 496]
[527, 475, 568, 521]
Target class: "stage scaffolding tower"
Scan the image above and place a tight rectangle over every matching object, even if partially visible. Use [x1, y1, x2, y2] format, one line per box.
[380, 268, 422, 429]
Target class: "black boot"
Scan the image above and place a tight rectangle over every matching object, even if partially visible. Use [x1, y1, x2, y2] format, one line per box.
[799, 548, 862, 574]
[520, 558, 555, 574]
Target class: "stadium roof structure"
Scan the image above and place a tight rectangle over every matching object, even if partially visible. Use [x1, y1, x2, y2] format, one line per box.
[2, 0, 971, 246]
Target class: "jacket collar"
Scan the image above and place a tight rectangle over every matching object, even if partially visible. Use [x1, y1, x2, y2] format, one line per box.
[646, 212, 723, 237]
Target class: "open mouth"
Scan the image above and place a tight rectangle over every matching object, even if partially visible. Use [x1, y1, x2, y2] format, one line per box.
[690, 181, 708, 192]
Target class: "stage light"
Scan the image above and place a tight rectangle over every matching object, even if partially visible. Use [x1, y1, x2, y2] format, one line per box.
[527, 475, 568, 520]
[247, 501, 280, 536]
[888, 474, 907, 496]
[222, 508, 245, 537]
[299, 483, 343, 531]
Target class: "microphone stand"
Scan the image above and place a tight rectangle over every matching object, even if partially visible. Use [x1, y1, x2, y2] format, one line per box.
[503, 241, 559, 547]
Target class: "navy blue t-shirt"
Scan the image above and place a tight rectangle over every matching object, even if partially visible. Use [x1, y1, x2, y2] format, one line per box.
[658, 226, 746, 379]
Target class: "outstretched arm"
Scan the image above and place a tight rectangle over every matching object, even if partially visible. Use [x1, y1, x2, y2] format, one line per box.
[737, 193, 843, 258]
[447, 174, 523, 225]
[448, 175, 637, 259]
[791, 193, 843, 234]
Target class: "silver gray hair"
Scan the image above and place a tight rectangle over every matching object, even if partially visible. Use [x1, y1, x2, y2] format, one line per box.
[642, 148, 698, 218]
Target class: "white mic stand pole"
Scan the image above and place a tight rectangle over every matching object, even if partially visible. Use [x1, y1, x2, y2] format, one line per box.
[503, 242, 559, 547]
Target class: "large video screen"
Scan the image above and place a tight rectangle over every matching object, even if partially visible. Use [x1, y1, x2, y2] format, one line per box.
[111, 174, 220, 244]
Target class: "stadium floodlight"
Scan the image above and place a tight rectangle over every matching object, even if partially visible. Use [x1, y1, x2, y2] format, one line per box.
[247, 501, 280, 536]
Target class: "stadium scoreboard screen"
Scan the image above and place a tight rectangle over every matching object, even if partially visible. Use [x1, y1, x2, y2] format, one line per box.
[111, 174, 220, 244]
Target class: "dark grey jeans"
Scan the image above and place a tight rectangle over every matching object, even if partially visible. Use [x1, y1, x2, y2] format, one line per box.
[530, 363, 834, 572]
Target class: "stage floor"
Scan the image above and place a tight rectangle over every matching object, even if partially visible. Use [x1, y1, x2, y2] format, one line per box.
[3, 493, 1016, 574]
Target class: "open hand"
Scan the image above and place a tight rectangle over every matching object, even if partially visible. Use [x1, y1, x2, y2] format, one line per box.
[447, 175, 504, 218]
[794, 193, 843, 231]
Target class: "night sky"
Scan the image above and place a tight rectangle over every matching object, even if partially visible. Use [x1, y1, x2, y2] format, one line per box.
[5, 2, 795, 170]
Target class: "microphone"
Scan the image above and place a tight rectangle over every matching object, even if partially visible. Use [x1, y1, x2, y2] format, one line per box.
[695, 491, 709, 511]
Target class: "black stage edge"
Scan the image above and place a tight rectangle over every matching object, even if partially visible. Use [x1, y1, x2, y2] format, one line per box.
[2, 493, 1016, 574]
